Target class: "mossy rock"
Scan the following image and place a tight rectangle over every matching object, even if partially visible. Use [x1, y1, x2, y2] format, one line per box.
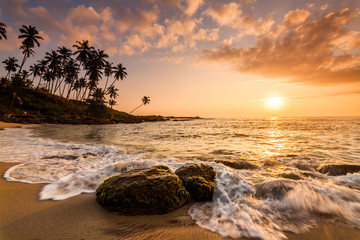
[96, 165, 190, 215]
[175, 164, 216, 202]
[317, 164, 360, 176]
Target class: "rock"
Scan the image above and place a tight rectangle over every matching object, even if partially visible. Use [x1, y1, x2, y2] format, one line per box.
[96, 166, 190, 215]
[277, 172, 303, 180]
[215, 159, 257, 170]
[255, 179, 297, 200]
[317, 164, 360, 176]
[175, 164, 216, 202]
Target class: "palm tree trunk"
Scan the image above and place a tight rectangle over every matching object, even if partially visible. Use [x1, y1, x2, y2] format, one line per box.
[18, 55, 27, 73]
[6, 71, 10, 79]
[66, 83, 73, 99]
[36, 77, 42, 89]
[104, 76, 110, 92]
[129, 104, 143, 115]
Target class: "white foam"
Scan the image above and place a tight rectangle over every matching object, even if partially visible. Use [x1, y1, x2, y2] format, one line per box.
[2, 127, 360, 240]
[189, 165, 360, 240]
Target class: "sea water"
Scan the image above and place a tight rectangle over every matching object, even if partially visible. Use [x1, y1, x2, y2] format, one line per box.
[1, 117, 360, 240]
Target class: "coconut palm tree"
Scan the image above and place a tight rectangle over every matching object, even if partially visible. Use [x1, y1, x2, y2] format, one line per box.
[0, 22, 7, 40]
[2, 57, 19, 79]
[110, 63, 127, 87]
[108, 99, 116, 109]
[73, 40, 94, 67]
[18, 25, 43, 72]
[29, 63, 41, 83]
[129, 96, 150, 114]
[107, 85, 119, 100]
[36, 60, 47, 89]
[104, 61, 115, 90]
[44, 50, 62, 94]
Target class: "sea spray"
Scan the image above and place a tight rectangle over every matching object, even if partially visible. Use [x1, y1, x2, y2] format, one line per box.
[1, 118, 360, 240]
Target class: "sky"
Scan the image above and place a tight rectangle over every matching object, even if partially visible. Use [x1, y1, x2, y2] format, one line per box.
[0, 0, 360, 118]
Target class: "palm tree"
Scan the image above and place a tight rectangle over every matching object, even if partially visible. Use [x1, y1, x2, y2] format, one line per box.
[29, 63, 41, 83]
[73, 40, 94, 67]
[36, 60, 47, 89]
[129, 96, 150, 114]
[110, 63, 127, 87]
[0, 22, 7, 40]
[104, 61, 115, 90]
[18, 25, 44, 72]
[108, 99, 116, 109]
[44, 50, 62, 94]
[2, 57, 19, 79]
[107, 85, 119, 99]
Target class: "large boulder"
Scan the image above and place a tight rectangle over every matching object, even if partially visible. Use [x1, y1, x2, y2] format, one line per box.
[317, 164, 360, 176]
[96, 165, 190, 215]
[175, 164, 216, 202]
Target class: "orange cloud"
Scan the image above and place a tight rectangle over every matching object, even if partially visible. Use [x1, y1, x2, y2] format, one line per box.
[205, 2, 274, 37]
[202, 8, 360, 85]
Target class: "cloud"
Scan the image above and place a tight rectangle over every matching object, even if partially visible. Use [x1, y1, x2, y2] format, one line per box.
[205, 2, 274, 37]
[182, 0, 204, 17]
[202, 8, 360, 85]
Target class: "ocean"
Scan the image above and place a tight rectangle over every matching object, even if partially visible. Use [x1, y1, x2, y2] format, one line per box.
[1, 117, 360, 240]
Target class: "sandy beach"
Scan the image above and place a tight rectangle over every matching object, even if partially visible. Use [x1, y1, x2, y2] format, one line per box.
[1, 122, 360, 240]
[0, 122, 24, 130]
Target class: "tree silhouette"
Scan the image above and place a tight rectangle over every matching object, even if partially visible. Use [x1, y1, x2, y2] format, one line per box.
[3, 57, 19, 79]
[111, 63, 127, 87]
[0, 22, 7, 40]
[18, 25, 43, 72]
[129, 96, 150, 114]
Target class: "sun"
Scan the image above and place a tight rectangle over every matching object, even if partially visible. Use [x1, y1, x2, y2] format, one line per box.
[267, 97, 282, 108]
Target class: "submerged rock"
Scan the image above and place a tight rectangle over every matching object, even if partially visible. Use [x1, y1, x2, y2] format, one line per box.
[175, 164, 216, 202]
[317, 164, 360, 176]
[277, 172, 303, 180]
[255, 179, 297, 200]
[96, 165, 190, 215]
[215, 159, 257, 170]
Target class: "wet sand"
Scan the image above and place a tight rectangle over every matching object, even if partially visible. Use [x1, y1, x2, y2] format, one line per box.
[2, 163, 360, 240]
[1, 122, 359, 240]
[0, 122, 24, 130]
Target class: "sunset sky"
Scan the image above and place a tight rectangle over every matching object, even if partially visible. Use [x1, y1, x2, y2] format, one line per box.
[1, 0, 360, 118]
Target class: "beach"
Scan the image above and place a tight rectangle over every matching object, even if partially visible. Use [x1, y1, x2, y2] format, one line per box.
[1, 121, 360, 240]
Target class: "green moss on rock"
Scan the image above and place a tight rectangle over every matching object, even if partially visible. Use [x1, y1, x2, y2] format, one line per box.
[175, 164, 216, 202]
[96, 165, 190, 215]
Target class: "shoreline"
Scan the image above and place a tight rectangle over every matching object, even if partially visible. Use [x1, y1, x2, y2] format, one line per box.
[1, 162, 360, 240]
[0, 121, 24, 130]
[1, 122, 360, 239]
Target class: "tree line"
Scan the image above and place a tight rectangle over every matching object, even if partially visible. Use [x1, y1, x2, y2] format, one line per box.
[0, 22, 150, 114]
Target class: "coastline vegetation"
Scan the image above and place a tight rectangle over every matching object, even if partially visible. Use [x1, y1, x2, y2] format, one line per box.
[0, 23, 158, 124]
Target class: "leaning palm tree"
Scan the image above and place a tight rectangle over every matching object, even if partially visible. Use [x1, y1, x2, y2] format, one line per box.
[129, 96, 150, 114]
[18, 25, 43, 72]
[2, 57, 19, 79]
[0, 22, 7, 40]
[110, 63, 127, 87]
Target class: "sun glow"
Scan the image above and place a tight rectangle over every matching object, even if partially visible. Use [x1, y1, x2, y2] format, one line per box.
[267, 97, 282, 108]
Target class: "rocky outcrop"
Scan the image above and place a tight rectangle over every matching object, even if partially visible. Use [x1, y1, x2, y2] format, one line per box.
[215, 159, 257, 170]
[175, 164, 216, 202]
[317, 164, 360, 176]
[96, 166, 190, 215]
